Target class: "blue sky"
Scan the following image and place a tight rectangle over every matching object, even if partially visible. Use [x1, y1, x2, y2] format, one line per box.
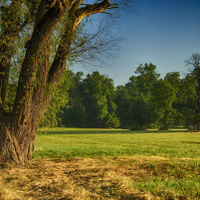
[73, 0, 200, 86]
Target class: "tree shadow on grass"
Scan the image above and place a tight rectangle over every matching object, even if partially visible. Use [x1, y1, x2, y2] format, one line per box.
[180, 141, 200, 145]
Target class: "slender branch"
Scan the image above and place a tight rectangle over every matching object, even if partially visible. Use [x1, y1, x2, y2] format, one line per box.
[45, 0, 115, 105]
[75, 0, 114, 19]
[47, 0, 114, 80]
[70, 0, 84, 11]
[0, 1, 24, 107]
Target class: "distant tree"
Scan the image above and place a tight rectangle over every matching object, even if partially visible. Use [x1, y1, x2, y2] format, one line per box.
[116, 63, 159, 130]
[63, 71, 119, 128]
[164, 72, 182, 127]
[151, 79, 176, 130]
[115, 85, 132, 128]
[81, 71, 119, 128]
[177, 74, 196, 128]
[135, 63, 160, 94]
[62, 71, 87, 127]
[185, 53, 200, 131]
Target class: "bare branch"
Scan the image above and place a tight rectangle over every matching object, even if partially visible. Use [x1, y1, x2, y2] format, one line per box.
[70, 0, 84, 11]
[46, 0, 115, 96]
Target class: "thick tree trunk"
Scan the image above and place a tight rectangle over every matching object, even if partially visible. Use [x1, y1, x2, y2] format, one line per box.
[0, 127, 34, 163]
[0, 109, 42, 163]
[0, 124, 35, 163]
[0, 0, 114, 164]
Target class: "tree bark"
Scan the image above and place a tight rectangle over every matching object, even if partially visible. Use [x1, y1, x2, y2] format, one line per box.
[0, 0, 114, 164]
[0, 113, 40, 163]
[0, 127, 34, 164]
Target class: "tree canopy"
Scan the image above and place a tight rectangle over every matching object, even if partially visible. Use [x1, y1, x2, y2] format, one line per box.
[0, 0, 133, 163]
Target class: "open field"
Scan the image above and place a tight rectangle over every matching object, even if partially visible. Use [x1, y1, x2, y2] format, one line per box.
[1, 128, 200, 199]
[34, 127, 200, 159]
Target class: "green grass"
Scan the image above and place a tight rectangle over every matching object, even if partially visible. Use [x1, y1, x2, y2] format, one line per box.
[33, 127, 200, 159]
[2, 127, 200, 199]
[132, 160, 200, 199]
[33, 127, 200, 199]
[136, 178, 200, 199]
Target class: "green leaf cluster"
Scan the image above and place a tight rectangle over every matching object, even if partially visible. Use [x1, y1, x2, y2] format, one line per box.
[62, 71, 120, 128]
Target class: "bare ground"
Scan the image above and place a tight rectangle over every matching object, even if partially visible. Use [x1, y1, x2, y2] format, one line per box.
[0, 156, 179, 200]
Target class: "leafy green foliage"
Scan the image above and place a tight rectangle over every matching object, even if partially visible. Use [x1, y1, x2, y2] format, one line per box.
[177, 75, 197, 127]
[115, 61, 200, 130]
[62, 71, 120, 128]
[116, 63, 159, 130]
[151, 73, 181, 130]
[185, 53, 200, 130]
[39, 70, 72, 127]
[39, 58, 200, 130]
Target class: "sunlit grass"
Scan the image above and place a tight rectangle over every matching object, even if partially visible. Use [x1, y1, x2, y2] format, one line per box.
[135, 178, 200, 199]
[34, 127, 200, 159]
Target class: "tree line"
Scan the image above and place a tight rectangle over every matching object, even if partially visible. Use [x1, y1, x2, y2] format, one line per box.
[41, 54, 200, 131]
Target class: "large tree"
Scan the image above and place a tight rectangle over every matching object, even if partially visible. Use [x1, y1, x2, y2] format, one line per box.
[80, 71, 119, 128]
[151, 74, 179, 130]
[63, 71, 120, 128]
[0, 0, 129, 163]
[185, 53, 200, 131]
[116, 63, 159, 130]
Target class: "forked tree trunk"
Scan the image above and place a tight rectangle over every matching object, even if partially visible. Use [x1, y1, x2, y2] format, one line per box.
[0, 1, 114, 164]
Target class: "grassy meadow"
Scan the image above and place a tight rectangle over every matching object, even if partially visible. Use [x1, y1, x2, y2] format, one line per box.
[34, 127, 200, 159]
[1, 128, 200, 199]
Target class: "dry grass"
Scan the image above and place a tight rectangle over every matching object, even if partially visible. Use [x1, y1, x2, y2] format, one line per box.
[0, 156, 199, 200]
[0, 156, 159, 200]
[1, 130, 200, 199]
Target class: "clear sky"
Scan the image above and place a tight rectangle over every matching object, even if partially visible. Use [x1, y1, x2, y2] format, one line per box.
[73, 0, 200, 86]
